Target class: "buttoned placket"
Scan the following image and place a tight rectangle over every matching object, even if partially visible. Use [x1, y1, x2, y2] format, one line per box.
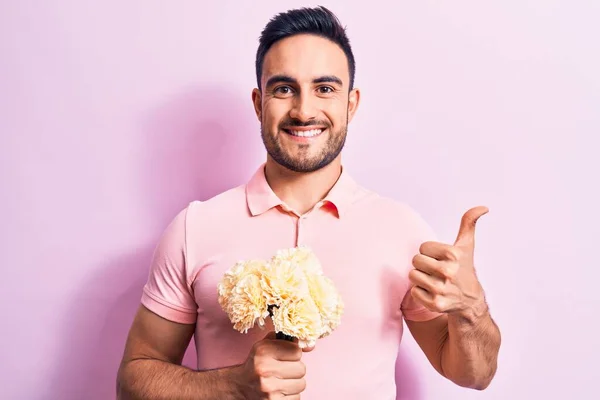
[294, 201, 325, 247]
[296, 214, 306, 246]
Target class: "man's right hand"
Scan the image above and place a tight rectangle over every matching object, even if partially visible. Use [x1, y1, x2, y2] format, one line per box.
[235, 331, 312, 399]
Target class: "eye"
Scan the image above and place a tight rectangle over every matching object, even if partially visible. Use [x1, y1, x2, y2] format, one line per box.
[274, 86, 294, 96]
[317, 86, 334, 94]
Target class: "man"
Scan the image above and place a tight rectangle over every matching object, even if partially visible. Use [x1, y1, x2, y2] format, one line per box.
[117, 6, 501, 399]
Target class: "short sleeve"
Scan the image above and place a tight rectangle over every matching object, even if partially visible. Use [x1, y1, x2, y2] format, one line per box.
[141, 205, 198, 324]
[400, 207, 445, 322]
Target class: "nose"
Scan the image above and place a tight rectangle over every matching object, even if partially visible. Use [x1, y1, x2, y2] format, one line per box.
[289, 92, 317, 122]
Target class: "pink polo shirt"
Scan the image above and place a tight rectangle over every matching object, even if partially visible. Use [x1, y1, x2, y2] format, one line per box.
[141, 164, 442, 399]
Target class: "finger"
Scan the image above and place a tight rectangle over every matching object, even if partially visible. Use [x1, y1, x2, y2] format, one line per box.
[302, 344, 315, 353]
[419, 241, 460, 261]
[269, 341, 302, 362]
[409, 268, 444, 294]
[275, 360, 306, 379]
[280, 377, 307, 396]
[454, 206, 488, 248]
[410, 285, 434, 308]
[264, 331, 278, 340]
[257, 335, 302, 362]
[413, 254, 458, 279]
[296, 340, 315, 352]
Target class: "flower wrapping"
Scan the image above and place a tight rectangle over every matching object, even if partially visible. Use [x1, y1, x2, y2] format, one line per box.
[217, 246, 344, 348]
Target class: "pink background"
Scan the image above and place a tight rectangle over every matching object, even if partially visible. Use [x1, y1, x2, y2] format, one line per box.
[1, 1, 598, 399]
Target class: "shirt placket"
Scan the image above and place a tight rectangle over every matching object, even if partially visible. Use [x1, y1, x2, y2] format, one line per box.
[294, 201, 325, 246]
[296, 214, 306, 246]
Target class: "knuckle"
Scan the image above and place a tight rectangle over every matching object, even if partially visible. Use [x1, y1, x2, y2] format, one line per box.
[437, 264, 451, 278]
[446, 247, 460, 261]
[260, 377, 276, 394]
[257, 343, 276, 359]
[435, 281, 448, 295]
[254, 361, 271, 378]
[433, 296, 446, 311]
[254, 343, 267, 357]
[445, 263, 459, 279]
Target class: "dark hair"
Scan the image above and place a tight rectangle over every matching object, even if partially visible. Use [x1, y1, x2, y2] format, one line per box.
[255, 6, 356, 91]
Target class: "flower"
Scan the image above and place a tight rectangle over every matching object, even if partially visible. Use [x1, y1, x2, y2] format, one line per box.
[217, 247, 343, 346]
[217, 259, 269, 333]
[307, 273, 344, 337]
[260, 258, 310, 306]
[227, 274, 270, 333]
[271, 297, 322, 348]
[271, 245, 324, 276]
[217, 259, 266, 308]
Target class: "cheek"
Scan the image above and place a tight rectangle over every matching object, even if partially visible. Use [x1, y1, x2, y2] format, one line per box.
[324, 100, 348, 122]
[263, 100, 289, 126]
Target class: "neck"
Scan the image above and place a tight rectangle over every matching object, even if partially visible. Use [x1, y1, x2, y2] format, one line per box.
[264, 156, 342, 215]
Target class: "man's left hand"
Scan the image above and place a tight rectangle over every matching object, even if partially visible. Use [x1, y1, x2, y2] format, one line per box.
[409, 206, 489, 319]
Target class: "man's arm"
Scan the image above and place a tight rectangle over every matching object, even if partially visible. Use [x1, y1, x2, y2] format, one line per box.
[403, 206, 501, 390]
[116, 305, 245, 400]
[406, 309, 501, 390]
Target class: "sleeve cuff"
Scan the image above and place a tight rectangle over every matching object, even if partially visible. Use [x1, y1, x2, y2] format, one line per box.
[141, 289, 197, 324]
[403, 307, 444, 322]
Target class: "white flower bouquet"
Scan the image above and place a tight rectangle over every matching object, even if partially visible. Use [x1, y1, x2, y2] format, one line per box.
[217, 246, 344, 348]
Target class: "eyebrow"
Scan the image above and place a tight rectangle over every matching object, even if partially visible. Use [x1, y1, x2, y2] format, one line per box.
[313, 75, 343, 86]
[265, 74, 344, 89]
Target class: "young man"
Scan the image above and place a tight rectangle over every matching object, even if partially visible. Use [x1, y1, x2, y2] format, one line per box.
[117, 6, 501, 400]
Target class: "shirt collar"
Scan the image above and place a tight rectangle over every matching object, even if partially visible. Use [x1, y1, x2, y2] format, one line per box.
[245, 163, 360, 218]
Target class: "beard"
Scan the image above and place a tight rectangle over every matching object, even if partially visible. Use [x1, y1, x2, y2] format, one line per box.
[260, 114, 348, 173]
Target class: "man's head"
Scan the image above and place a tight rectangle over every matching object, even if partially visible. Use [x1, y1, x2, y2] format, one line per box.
[252, 6, 360, 173]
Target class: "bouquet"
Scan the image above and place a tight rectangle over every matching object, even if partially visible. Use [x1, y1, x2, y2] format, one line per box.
[217, 246, 344, 348]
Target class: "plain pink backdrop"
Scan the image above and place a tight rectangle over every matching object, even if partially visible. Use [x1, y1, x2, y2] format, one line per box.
[1, 1, 598, 399]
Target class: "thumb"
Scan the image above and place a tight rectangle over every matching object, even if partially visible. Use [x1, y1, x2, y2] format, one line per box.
[454, 206, 489, 248]
[300, 340, 315, 352]
[302, 344, 315, 353]
[263, 331, 277, 340]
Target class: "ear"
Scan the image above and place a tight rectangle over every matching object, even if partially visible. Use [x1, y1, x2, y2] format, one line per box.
[252, 88, 262, 122]
[347, 88, 361, 123]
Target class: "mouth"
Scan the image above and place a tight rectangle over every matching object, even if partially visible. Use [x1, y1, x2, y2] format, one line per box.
[282, 128, 326, 139]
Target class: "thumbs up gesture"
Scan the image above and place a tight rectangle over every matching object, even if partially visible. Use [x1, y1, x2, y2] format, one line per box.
[409, 206, 489, 318]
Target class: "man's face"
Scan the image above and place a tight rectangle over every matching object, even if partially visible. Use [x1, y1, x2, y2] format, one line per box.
[253, 34, 360, 173]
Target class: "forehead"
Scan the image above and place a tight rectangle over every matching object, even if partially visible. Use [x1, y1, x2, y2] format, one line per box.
[262, 34, 349, 86]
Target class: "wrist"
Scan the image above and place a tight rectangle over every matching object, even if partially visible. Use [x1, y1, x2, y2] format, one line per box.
[450, 299, 489, 326]
[225, 364, 251, 400]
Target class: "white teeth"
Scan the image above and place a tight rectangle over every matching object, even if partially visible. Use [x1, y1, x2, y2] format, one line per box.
[289, 129, 323, 137]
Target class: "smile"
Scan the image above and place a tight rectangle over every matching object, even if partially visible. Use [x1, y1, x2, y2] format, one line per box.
[283, 128, 324, 138]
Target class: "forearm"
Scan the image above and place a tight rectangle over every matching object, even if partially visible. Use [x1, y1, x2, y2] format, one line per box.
[441, 304, 501, 390]
[117, 358, 244, 400]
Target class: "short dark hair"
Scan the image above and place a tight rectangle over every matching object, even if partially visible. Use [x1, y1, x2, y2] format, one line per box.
[255, 6, 356, 91]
